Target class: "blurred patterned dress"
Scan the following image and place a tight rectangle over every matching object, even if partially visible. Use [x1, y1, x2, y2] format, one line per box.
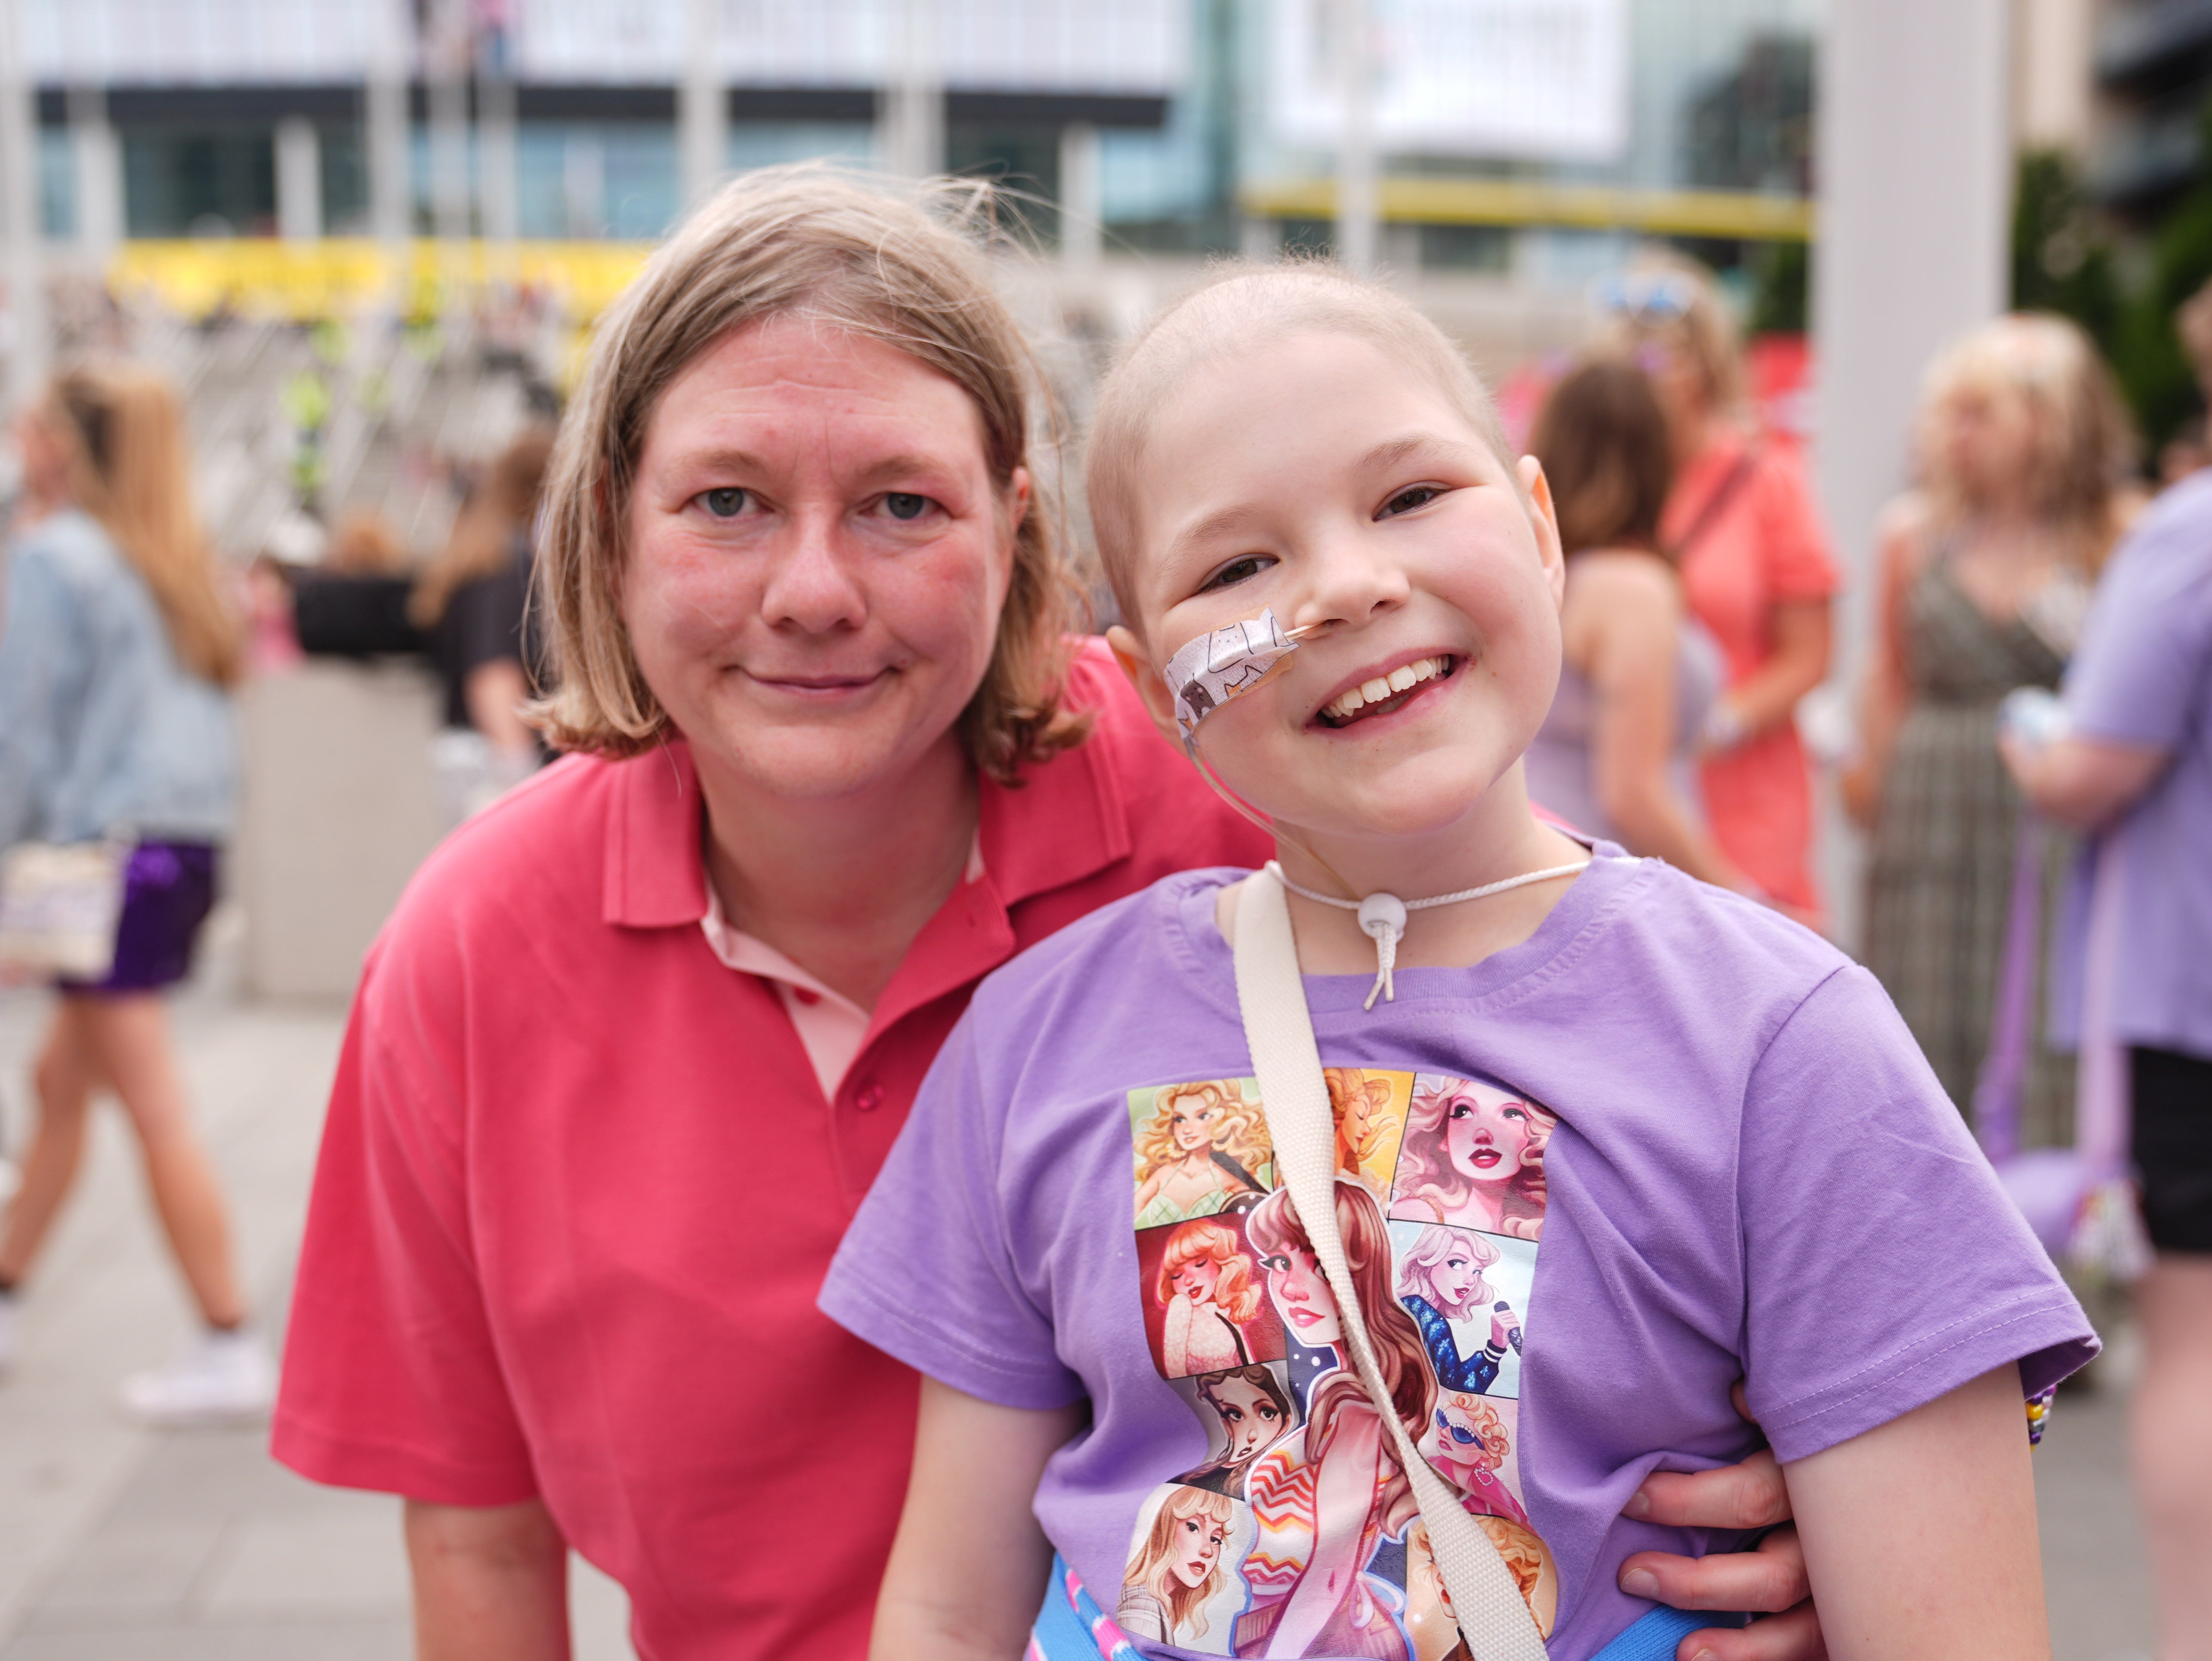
[1863, 553, 2077, 1148]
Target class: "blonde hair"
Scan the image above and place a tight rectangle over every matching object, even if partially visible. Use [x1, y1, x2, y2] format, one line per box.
[1154, 1218, 1263, 1323]
[1914, 312, 2135, 568]
[1392, 1074, 1556, 1237]
[1086, 260, 1516, 635]
[1395, 1224, 1501, 1316]
[532, 162, 1089, 777]
[1135, 1078, 1269, 1188]
[1601, 252, 1745, 416]
[1127, 1486, 1236, 1639]
[411, 426, 556, 628]
[42, 363, 241, 687]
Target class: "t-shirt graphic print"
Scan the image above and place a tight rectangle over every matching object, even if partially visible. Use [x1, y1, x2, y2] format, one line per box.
[1115, 1066, 1559, 1659]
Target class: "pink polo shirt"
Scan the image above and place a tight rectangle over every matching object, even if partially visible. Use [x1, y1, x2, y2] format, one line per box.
[270, 641, 1270, 1661]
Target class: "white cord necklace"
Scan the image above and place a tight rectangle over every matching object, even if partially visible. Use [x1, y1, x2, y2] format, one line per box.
[1266, 857, 1593, 1010]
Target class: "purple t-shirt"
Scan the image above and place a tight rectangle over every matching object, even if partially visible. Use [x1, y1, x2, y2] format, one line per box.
[2060, 469, 2212, 1059]
[822, 852, 2094, 1661]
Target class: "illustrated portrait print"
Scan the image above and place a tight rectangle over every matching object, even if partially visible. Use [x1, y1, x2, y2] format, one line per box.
[1128, 1077, 1276, 1228]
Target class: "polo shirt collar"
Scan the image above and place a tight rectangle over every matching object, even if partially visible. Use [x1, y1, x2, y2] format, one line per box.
[603, 726, 1134, 930]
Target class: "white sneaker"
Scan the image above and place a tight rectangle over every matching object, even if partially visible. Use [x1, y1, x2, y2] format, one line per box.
[119, 1327, 276, 1425]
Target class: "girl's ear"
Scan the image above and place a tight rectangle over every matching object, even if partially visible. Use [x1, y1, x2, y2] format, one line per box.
[1518, 455, 1567, 608]
[1107, 622, 1185, 747]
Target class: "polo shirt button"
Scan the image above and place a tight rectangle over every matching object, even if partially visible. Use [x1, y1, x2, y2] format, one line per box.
[853, 1083, 883, 1112]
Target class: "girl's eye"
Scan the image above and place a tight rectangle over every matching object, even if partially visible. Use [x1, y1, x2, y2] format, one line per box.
[699, 487, 747, 518]
[1381, 484, 1443, 518]
[883, 492, 931, 520]
[1199, 554, 1275, 593]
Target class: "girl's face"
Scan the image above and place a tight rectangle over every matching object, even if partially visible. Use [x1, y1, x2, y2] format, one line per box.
[1204, 1375, 1288, 1463]
[1171, 1256, 1222, 1304]
[623, 319, 1025, 806]
[1169, 1504, 1228, 1588]
[1940, 384, 2038, 503]
[1434, 1404, 1502, 1471]
[1110, 333, 1565, 853]
[1430, 1243, 1483, 1309]
[1442, 1084, 1540, 1189]
[1167, 1093, 1221, 1154]
[1261, 1240, 1342, 1345]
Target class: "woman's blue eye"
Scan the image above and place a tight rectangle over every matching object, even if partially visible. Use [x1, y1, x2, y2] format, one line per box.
[701, 488, 746, 518]
[1200, 555, 1272, 593]
[884, 493, 929, 520]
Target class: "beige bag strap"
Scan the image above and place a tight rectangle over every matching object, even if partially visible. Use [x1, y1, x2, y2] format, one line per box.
[1233, 869, 1550, 1661]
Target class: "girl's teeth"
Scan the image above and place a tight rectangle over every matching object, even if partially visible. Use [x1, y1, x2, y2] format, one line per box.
[1323, 656, 1447, 722]
[1360, 677, 1392, 702]
[1387, 664, 1418, 693]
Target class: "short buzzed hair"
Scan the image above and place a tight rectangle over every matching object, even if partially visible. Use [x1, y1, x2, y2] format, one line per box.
[1085, 261, 1517, 632]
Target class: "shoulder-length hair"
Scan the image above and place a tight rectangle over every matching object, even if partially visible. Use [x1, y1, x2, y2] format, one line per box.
[1155, 1218, 1263, 1322]
[1127, 1486, 1236, 1639]
[1528, 358, 1677, 559]
[42, 363, 241, 687]
[1393, 1075, 1556, 1236]
[532, 162, 1090, 778]
[1395, 1224, 1500, 1317]
[1914, 312, 2136, 570]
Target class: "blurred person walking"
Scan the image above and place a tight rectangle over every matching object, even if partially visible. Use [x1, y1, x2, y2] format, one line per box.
[1603, 260, 1837, 922]
[409, 426, 557, 818]
[2002, 467, 2212, 1661]
[1523, 358, 1753, 892]
[0, 363, 274, 1420]
[1846, 315, 2134, 1140]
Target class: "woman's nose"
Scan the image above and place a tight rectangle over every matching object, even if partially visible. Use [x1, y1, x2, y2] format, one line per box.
[759, 513, 867, 633]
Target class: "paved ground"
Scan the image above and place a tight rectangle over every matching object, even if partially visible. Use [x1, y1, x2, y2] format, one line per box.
[0, 946, 2164, 1660]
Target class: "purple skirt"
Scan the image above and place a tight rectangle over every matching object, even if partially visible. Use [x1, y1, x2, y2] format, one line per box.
[55, 841, 219, 995]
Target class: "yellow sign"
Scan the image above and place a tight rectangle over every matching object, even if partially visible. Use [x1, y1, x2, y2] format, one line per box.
[106, 239, 657, 321]
[1240, 179, 1815, 243]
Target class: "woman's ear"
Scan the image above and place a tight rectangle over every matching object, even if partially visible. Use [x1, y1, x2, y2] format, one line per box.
[1518, 456, 1567, 608]
[1107, 622, 1185, 748]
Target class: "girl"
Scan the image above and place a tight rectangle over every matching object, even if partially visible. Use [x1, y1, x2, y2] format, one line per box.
[0, 364, 273, 1420]
[827, 265, 2092, 1660]
[1396, 1226, 1521, 1396]
[1117, 1486, 1240, 1646]
[1429, 1395, 1528, 1527]
[1388, 1075, 1552, 1239]
[1520, 360, 1750, 898]
[1133, 1079, 1273, 1225]
[1848, 315, 2135, 1138]
[1156, 1218, 1265, 1375]
[1182, 1366, 1300, 1500]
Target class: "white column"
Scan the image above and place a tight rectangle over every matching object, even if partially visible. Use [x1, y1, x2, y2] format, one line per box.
[1333, 0, 1376, 276]
[1059, 121, 1101, 271]
[0, 0, 45, 406]
[276, 117, 323, 243]
[428, 0, 473, 243]
[2014, 0, 2094, 151]
[880, 0, 943, 176]
[1811, 0, 2011, 941]
[68, 84, 122, 258]
[367, 0, 412, 254]
[680, 0, 725, 209]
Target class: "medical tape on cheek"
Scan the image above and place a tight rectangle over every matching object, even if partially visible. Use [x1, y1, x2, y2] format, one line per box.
[1164, 608, 1304, 755]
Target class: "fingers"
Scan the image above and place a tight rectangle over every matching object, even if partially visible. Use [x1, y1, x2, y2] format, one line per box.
[1674, 1602, 1828, 1661]
[1617, 1526, 1808, 1615]
[1627, 1449, 1791, 1530]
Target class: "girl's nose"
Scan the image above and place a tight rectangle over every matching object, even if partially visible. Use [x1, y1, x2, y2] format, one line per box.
[1289, 519, 1413, 635]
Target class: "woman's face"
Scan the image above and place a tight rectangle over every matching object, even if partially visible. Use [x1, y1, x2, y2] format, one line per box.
[1204, 1375, 1287, 1464]
[1430, 1242, 1482, 1309]
[1171, 1256, 1222, 1305]
[1443, 1084, 1539, 1189]
[1167, 1093, 1221, 1154]
[1941, 385, 2038, 502]
[13, 410, 71, 508]
[1262, 1239, 1342, 1345]
[1169, 1505, 1228, 1589]
[623, 318, 1025, 806]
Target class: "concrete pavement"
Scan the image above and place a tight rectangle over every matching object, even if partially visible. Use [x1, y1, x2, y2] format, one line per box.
[0, 937, 2164, 1661]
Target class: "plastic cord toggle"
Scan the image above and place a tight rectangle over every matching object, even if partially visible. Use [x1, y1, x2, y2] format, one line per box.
[1357, 892, 1407, 1010]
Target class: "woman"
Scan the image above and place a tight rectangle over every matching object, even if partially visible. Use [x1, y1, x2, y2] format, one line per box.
[1154, 1217, 1263, 1376]
[1179, 1364, 1299, 1499]
[1131, 1077, 1271, 1225]
[1522, 358, 1752, 897]
[2003, 466, 2212, 1661]
[409, 426, 557, 819]
[1115, 1485, 1238, 1646]
[1603, 261, 1838, 922]
[271, 165, 1822, 1661]
[0, 364, 273, 1421]
[1389, 1074, 1555, 1240]
[1848, 314, 2133, 1137]
[1395, 1225, 1520, 1395]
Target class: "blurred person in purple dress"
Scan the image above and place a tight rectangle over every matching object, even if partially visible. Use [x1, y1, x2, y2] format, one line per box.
[0, 364, 273, 1421]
